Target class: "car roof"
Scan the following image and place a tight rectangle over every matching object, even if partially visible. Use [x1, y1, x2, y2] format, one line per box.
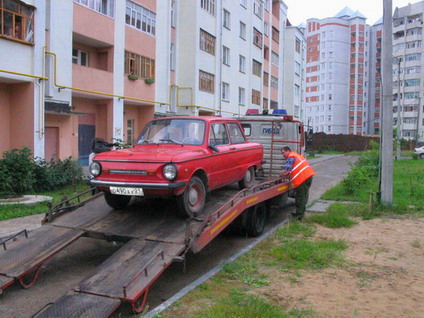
[154, 116, 240, 123]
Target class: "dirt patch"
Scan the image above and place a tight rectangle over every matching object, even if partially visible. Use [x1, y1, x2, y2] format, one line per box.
[254, 218, 424, 317]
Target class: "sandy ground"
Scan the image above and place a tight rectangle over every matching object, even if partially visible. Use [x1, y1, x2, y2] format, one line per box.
[254, 217, 424, 318]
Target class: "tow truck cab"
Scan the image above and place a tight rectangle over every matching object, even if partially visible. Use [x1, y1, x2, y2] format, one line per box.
[237, 109, 305, 178]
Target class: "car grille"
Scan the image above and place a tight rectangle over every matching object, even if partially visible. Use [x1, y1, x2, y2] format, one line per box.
[109, 169, 148, 175]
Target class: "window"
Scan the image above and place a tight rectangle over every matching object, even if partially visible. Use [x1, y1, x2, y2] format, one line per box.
[125, 51, 155, 78]
[253, 0, 263, 18]
[210, 123, 229, 145]
[239, 87, 245, 105]
[171, 0, 176, 28]
[127, 119, 135, 145]
[75, 0, 114, 17]
[263, 98, 268, 109]
[272, 27, 279, 43]
[200, 29, 216, 55]
[252, 59, 262, 77]
[223, 9, 230, 29]
[252, 89, 261, 105]
[201, 0, 215, 15]
[253, 28, 263, 48]
[264, 46, 269, 60]
[264, 22, 269, 36]
[126, 0, 156, 36]
[270, 100, 278, 109]
[239, 55, 246, 73]
[271, 51, 279, 66]
[405, 53, 421, 61]
[404, 78, 420, 87]
[170, 43, 176, 71]
[271, 76, 278, 89]
[263, 72, 269, 86]
[239, 21, 246, 39]
[294, 84, 300, 96]
[0, 0, 35, 43]
[199, 70, 215, 93]
[228, 123, 245, 144]
[73, 48, 89, 66]
[222, 82, 230, 101]
[223, 46, 230, 65]
[295, 38, 301, 53]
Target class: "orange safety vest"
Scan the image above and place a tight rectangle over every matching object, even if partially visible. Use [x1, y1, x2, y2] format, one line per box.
[287, 151, 315, 187]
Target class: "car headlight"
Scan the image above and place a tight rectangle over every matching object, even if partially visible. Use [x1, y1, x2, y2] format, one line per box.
[163, 164, 177, 181]
[90, 162, 102, 177]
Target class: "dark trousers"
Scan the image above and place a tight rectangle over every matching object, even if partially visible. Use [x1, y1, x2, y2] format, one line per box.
[294, 177, 313, 219]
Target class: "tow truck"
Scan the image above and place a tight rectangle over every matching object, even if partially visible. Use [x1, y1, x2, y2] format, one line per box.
[0, 111, 304, 317]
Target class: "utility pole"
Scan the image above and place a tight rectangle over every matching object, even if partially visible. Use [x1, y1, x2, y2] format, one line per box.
[396, 58, 401, 160]
[380, 0, 394, 205]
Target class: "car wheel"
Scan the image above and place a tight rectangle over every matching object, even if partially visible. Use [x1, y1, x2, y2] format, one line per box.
[244, 203, 267, 237]
[420, 153, 424, 159]
[238, 166, 255, 189]
[177, 176, 206, 218]
[104, 192, 131, 210]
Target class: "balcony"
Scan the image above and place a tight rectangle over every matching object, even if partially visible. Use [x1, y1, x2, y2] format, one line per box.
[73, 64, 113, 95]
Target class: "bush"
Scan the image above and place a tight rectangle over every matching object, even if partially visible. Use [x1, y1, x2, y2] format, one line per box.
[0, 147, 36, 195]
[34, 157, 83, 191]
[0, 147, 83, 196]
[341, 141, 380, 195]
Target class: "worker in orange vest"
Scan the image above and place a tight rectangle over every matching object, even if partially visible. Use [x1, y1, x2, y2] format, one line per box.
[280, 146, 315, 220]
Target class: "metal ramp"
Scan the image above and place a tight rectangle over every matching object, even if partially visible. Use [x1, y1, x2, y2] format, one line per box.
[34, 291, 121, 318]
[0, 225, 83, 290]
[36, 239, 185, 317]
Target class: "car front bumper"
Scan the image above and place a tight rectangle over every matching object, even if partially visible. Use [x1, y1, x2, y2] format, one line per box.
[90, 179, 186, 189]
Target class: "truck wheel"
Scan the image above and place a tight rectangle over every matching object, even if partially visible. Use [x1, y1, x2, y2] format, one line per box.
[238, 166, 255, 189]
[244, 203, 267, 237]
[420, 153, 424, 159]
[177, 176, 206, 218]
[271, 192, 289, 207]
[104, 192, 131, 210]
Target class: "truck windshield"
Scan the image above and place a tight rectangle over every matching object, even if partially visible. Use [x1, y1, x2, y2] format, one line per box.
[137, 119, 205, 145]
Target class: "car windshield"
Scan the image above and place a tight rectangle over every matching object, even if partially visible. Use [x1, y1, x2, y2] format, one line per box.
[137, 119, 205, 145]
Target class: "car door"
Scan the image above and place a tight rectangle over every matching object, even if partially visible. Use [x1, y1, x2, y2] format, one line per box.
[227, 122, 249, 180]
[207, 122, 234, 189]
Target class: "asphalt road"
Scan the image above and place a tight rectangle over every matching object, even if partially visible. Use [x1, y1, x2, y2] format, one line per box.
[0, 155, 357, 318]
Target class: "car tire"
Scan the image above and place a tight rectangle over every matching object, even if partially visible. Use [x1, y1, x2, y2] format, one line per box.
[177, 176, 206, 218]
[243, 203, 267, 237]
[104, 192, 131, 210]
[420, 153, 424, 159]
[238, 166, 255, 189]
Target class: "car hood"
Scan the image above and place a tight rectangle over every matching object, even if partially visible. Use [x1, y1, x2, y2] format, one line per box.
[93, 146, 207, 163]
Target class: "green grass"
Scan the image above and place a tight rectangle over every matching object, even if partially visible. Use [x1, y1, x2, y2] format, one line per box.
[274, 221, 316, 239]
[192, 289, 315, 318]
[268, 240, 348, 270]
[322, 159, 424, 210]
[305, 208, 358, 228]
[0, 181, 91, 221]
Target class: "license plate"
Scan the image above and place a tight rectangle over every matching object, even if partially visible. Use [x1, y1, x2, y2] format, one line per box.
[110, 187, 144, 196]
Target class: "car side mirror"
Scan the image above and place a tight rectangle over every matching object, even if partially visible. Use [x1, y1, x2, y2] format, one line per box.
[209, 144, 220, 153]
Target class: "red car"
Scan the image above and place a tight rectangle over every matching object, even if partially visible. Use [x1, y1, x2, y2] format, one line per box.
[90, 116, 263, 217]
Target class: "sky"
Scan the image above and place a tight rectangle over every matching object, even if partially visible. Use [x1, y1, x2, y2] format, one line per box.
[283, 0, 419, 26]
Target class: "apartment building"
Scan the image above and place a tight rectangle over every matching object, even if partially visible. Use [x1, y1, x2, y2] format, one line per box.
[305, 8, 369, 135]
[173, 0, 288, 116]
[283, 22, 306, 120]
[368, 19, 382, 135]
[0, 0, 292, 164]
[392, 1, 424, 141]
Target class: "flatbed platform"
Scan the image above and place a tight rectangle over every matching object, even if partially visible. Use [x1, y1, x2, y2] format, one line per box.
[0, 178, 292, 317]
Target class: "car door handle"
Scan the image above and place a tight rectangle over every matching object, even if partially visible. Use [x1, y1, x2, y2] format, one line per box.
[230, 147, 236, 150]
